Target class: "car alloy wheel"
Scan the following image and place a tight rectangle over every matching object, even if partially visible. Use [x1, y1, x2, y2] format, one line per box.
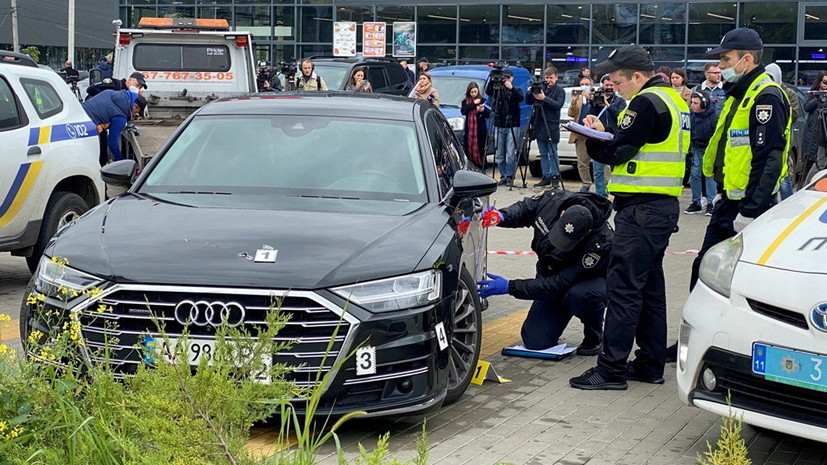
[444, 270, 482, 405]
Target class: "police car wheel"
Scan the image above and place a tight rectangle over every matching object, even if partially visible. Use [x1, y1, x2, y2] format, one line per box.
[444, 269, 482, 405]
[26, 191, 89, 273]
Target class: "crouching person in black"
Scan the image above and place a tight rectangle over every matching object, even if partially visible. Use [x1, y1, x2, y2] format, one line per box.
[477, 191, 613, 355]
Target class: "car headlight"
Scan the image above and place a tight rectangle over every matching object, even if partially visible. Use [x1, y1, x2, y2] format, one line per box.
[698, 234, 742, 298]
[33, 256, 103, 298]
[447, 117, 465, 131]
[333, 270, 442, 312]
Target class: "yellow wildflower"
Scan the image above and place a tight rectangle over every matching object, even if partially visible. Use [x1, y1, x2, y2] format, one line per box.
[28, 330, 44, 343]
[25, 293, 46, 305]
[51, 256, 68, 266]
[0, 421, 6, 431]
[0, 314, 10, 322]
[0, 345, 14, 358]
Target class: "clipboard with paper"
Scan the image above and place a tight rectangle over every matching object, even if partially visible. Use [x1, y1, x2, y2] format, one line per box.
[564, 122, 614, 142]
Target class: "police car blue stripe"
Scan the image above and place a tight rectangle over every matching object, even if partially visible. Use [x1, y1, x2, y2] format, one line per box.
[26, 122, 98, 146]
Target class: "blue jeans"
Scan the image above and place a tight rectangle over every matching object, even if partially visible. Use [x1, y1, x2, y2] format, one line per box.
[778, 176, 793, 200]
[495, 126, 518, 178]
[593, 161, 609, 197]
[536, 138, 560, 178]
[689, 147, 716, 204]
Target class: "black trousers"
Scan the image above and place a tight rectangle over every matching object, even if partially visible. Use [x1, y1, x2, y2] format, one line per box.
[98, 130, 109, 166]
[690, 197, 740, 291]
[597, 197, 678, 378]
[520, 276, 606, 350]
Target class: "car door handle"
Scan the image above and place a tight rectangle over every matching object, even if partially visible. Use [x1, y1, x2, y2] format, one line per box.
[27, 146, 42, 156]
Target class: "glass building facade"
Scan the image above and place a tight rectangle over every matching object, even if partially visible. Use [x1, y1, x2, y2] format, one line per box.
[119, 1, 827, 86]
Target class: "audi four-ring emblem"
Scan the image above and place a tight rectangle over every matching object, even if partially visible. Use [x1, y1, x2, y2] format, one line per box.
[174, 300, 246, 327]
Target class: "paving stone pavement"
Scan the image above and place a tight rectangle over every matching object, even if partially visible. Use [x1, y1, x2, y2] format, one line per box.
[1, 170, 825, 464]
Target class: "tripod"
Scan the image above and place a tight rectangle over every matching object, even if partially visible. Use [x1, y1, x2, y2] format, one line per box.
[484, 82, 521, 189]
[517, 96, 565, 191]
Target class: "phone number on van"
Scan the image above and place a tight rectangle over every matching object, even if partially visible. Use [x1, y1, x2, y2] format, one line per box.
[140, 72, 235, 81]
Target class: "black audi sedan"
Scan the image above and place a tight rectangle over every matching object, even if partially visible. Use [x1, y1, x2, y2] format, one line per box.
[21, 92, 497, 417]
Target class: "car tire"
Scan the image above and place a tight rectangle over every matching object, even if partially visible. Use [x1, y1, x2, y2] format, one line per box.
[529, 160, 542, 178]
[444, 269, 482, 405]
[26, 191, 88, 273]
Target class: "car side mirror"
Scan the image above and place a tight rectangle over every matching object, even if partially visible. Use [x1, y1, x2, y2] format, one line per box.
[88, 68, 102, 86]
[449, 170, 498, 203]
[101, 159, 137, 187]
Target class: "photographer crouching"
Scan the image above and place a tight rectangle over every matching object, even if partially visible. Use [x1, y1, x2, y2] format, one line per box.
[477, 190, 613, 354]
[525, 67, 566, 188]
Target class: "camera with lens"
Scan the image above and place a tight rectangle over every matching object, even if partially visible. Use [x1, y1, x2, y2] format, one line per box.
[256, 61, 275, 88]
[57, 70, 79, 86]
[529, 68, 544, 96]
[591, 87, 614, 108]
[278, 61, 298, 80]
[488, 61, 508, 86]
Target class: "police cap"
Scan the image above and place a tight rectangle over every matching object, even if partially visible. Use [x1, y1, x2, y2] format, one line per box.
[130, 72, 148, 89]
[707, 27, 763, 55]
[547, 205, 594, 252]
[594, 46, 654, 76]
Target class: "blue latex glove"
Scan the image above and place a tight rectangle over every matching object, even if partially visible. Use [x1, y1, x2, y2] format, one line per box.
[476, 273, 509, 299]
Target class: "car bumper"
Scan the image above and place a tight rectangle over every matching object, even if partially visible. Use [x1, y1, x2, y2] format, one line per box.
[677, 263, 827, 443]
[23, 283, 453, 418]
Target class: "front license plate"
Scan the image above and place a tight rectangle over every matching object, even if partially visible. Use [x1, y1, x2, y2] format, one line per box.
[752, 343, 827, 393]
[143, 336, 272, 383]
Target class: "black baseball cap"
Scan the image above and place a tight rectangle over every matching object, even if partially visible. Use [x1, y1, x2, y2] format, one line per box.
[130, 72, 148, 89]
[707, 27, 763, 55]
[594, 46, 654, 76]
[547, 205, 594, 252]
[418, 57, 429, 63]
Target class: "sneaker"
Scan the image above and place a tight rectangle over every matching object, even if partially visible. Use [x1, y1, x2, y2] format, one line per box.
[579, 184, 591, 193]
[576, 342, 602, 356]
[534, 177, 551, 187]
[550, 176, 561, 189]
[497, 177, 509, 185]
[705, 204, 713, 216]
[569, 367, 627, 390]
[506, 177, 514, 187]
[684, 202, 702, 214]
[626, 363, 665, 384]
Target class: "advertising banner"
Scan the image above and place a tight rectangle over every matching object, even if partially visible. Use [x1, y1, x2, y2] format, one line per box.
[392, 22, 416, 58]
[363, 22, 386, 57]
[333, 21, 357, 57]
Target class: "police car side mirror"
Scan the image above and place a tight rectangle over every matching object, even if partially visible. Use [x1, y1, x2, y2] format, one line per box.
[101, 159, 137, 188]
[88, 69, 102, 86]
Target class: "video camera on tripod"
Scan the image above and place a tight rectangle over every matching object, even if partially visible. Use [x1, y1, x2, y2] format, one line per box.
[57, 70, 82, 101]
[278, 61, 298, 80]
[488, 61, 509, 86]
[529, 68, 544, 95]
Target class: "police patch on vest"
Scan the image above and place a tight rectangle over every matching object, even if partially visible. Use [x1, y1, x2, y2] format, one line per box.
[729, 128, 750, 147]
[582, 252, 601, 269]
[679, 112, 691, 131]
[620, 110, 637, 129]
[755, 104, 772, 124]
[102, 78, 113, 84]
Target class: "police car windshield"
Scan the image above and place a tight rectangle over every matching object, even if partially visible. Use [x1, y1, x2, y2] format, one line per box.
[312, 65, 348, 89]
[139, 115, 427, 203]
[409, 76, 485, 108]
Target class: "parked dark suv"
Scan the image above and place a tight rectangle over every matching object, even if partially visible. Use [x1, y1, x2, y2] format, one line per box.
[21, 92, 496, 417]
[309, 57, 413, 95]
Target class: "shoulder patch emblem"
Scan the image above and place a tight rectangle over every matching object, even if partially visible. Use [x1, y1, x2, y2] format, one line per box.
[756, 104, 772, 124]
[582, 252, 601, 269]
[620, 110, 637, 129]
[102, 78, 113, 84]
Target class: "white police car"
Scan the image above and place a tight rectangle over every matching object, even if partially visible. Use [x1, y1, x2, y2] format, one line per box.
[0, 51, 103, 272]
[677, 169, 827, 443]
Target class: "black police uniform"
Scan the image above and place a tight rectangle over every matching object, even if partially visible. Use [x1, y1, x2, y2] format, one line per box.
[583, 74, 680, 383]
[498, 190, 614, 350]
[689, 64, 789, 289]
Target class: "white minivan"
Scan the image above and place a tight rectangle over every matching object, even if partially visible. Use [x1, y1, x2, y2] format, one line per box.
[0, 51, 104, 272]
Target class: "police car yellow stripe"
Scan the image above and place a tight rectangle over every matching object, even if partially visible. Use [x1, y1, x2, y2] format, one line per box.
[757, 196, 827, 265]
[0, 161, 44, 228]
[37, 125, 51, 145]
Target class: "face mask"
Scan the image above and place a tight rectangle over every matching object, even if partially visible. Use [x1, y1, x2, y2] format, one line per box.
[581, 85, 590, 91]
[129, 86, 140, 94]
[721, 56, 745, 83]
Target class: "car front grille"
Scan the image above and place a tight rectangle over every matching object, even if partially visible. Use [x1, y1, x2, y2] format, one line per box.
[694, 348, 827, 429]
[77, 285, 356, 386]
[746, 298, 809, 330]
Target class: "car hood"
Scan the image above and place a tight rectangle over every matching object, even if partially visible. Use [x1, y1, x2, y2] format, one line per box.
[49, 194, 449, 289]
[738, 190, 827, 273]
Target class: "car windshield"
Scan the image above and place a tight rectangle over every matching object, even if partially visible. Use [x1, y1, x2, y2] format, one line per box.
[140, 115, 427, 204]
[312, 65, 348, 89]
[410, 76, 485, 108]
